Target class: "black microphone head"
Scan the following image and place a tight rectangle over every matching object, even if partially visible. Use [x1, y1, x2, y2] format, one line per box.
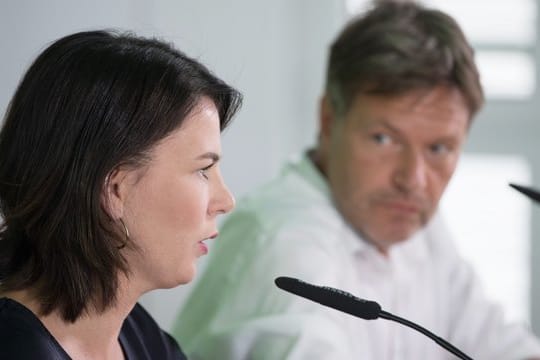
[275, 276, 381, 320]
[510, 183, 540, 204]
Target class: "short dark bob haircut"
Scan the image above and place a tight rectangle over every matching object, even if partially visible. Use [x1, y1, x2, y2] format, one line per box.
[0, 30, 242, 322]
[326, 1, 484, 119]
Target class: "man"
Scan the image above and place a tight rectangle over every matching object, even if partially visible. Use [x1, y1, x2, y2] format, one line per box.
[173, 2, 540, 359]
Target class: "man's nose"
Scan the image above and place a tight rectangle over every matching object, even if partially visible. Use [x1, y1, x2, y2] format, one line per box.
[393, 149, 427, 192]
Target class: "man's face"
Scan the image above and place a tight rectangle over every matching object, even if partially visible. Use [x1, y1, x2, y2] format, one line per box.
[318, 86, 470, 254]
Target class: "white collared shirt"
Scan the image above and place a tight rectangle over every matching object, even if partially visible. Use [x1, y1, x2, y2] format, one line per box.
[173, 153, 540, 359]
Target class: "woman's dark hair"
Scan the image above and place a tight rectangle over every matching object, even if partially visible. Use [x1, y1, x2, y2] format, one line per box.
[326, 1, 484, 118]
[0, 30, 242, 322]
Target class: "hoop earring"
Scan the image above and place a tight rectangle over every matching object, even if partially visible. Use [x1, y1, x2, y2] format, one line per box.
[118, 218, 130, 249]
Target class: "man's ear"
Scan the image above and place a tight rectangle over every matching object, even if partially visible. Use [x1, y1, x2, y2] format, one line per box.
[102, 167, 130, 220]
[320, 94, 338, 138]
[319, 94, 337, 144]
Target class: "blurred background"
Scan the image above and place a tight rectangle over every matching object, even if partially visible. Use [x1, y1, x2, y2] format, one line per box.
[2, 0, 540, 336]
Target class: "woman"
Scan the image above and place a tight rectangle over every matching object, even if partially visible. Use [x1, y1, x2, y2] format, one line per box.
[0, 30, 241, 359]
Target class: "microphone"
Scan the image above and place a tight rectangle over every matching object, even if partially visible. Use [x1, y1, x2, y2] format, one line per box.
[275, 276, 473, 360]
[509, 183, 540, 204]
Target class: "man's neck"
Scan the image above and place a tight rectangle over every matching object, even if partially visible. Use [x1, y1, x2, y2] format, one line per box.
[307, 148, 327, 178]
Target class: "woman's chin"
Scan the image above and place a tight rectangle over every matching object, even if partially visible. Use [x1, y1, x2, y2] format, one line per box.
[173, 266, 197, 287]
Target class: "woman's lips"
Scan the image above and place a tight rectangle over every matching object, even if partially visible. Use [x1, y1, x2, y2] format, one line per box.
[198, 241, 208, 255]
[198, 233, 218, 255]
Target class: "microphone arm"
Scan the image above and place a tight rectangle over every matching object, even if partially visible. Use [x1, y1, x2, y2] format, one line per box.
[275, 276, 473, 360]
[379, 310, 472, 360]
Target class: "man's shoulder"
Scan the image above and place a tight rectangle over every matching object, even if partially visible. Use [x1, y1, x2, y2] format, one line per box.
[242, 156, 328, 205]
[230, 177, 337, 230]
[222, 193, 342, 248]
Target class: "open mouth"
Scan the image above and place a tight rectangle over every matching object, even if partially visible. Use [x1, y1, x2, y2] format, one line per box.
[198, 240, 208, 255]
[197, 233, 218, 255]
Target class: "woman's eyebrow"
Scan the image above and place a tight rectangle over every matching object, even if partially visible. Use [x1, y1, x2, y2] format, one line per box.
[196, 152, 220, 162]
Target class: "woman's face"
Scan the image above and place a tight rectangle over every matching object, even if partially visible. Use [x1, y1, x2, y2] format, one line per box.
[111, 97, 235, 292]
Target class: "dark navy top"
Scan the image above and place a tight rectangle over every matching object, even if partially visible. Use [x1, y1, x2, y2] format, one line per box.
[0, 297, 187, 359]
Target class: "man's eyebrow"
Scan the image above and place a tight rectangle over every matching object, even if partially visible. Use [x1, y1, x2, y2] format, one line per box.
[364, 118, 400, 134]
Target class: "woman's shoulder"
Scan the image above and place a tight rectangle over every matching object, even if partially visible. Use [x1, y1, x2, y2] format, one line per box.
[0, 298, 69, 359]
[120, 302, 187, 360]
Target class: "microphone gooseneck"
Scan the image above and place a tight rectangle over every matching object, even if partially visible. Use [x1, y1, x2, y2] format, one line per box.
[378, 310, 472, 360]
[275, 276, 473, 360]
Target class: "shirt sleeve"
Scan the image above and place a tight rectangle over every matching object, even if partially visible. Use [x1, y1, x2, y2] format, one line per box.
[430, 216, 540, 360]
[172, 210, 358, 360]
[445, 259, 540, 360]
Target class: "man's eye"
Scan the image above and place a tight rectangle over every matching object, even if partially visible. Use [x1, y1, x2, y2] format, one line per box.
[430, 143, 450, 155]
[372, 133, 391, 145]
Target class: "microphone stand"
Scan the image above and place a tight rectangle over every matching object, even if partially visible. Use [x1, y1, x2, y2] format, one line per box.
[379, 310, 473, 360]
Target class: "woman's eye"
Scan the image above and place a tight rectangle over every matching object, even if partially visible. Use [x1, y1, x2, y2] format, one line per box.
[198, 164, 213, 180]
[372, 133, 391, 145]
[198, 169, 209, 180]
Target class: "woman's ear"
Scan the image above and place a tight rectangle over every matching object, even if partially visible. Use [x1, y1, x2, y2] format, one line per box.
[102, 167, 130, 220]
